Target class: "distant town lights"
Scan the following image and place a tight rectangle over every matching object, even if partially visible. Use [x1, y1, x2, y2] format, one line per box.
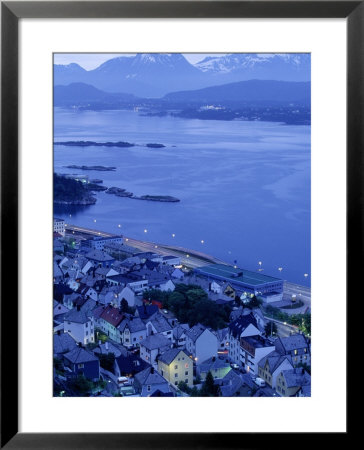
[172, 233, 175, 238]
[144, 229, 148, 233]
[201, 240, 204, 244]
[278, 267, 283, 272]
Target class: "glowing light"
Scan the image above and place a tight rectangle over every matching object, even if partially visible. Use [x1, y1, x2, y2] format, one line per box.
[304, 273, 309, 278]
[200, 240, 204, 244]
[186, 254, 190, 258]
[172, 233, 175, 238]
[278, 267, 283, 272]
[118, 224, 121, 228]
[144, 229, 147, 233]
[94, 219, 96, 223]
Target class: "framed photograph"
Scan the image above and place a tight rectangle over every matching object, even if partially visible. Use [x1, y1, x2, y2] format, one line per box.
[1, 1, 356, 447]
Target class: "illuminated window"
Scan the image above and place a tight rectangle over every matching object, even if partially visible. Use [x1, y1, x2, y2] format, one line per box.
[294, 349, 298, 355]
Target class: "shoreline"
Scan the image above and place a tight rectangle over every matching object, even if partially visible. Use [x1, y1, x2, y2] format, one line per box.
[63, 223, 311, 291]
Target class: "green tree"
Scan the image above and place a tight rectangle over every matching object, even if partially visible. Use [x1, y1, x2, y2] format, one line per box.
[245, 295, 263, 309]
[200, 371, 218, 397]
[98, 352, 115, 372]
[69, 374, 94, 396]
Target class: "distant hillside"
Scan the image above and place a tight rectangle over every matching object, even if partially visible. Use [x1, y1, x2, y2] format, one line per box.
[53, 83, 136, 106]
[54, 53, 310, 98]
[163, 80, 311, 104]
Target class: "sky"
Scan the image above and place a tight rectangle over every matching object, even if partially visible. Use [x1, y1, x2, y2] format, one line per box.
[53, 53, 225, 70]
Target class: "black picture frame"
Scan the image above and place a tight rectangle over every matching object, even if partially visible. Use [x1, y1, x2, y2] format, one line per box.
[1, 1, 356, 448]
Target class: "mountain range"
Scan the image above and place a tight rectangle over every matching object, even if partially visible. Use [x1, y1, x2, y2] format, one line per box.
[54, 53, 310, 98]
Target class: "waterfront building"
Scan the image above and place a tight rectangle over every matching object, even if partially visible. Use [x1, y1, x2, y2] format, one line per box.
[194, 264, 284, 298]
[81, 235, 123, 251]
[54, 217, 66, 236]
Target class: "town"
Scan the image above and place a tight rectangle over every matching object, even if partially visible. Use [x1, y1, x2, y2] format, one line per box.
[53, 217, 311, 398]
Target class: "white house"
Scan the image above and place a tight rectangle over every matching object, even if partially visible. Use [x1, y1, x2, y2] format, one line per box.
[54, 217, 65, 236]
[240, 335, 275, 376]
[139, 334, 172, 369]
[145, 314, 174, 341]
[228, 313, 261, 366]
[117, 316, 147, 348]
[63, 305, 95, 345]
[257, 351, 294, 388]
[185, 324, 218, 365]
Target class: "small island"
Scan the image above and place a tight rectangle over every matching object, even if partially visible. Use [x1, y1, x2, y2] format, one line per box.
[146, 143, 166, 148]
[65, 165, 116, 171]
[54, 173, 96, 205]
[105, 187, 180, 203]
[55, 141, 135, 148]
[133, 195, 180, 202]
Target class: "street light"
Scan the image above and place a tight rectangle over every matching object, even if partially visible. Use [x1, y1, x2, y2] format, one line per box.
[172, 233, 175, 238]
[144, 229, 148, 233]
[201, 240, 204, 244]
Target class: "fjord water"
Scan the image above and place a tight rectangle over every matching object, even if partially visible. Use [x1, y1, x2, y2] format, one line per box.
[54, 108, 310, 286]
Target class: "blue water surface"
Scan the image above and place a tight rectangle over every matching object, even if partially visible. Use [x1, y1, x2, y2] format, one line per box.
[54, 108, 311, 286]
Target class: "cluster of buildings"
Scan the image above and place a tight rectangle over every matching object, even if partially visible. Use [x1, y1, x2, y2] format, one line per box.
[53, 218, 311, 397]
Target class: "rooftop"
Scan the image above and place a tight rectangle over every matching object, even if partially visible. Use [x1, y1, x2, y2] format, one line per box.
[140, 334, 171, 351]
[195, 264, 282, 287]
[157, 348, 187, 365]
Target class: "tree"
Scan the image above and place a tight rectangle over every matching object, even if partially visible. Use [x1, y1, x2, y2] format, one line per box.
[200, 371, 218, 397]
[98, 352, 115, 372]
[120, 298, 129, 313]
[69, 374, 94, 396]
[264, 321, 278, 336]
[245, 295, 263, 309]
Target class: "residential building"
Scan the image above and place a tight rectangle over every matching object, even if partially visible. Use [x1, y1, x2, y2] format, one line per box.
[157, 348, 193, 387]
[276, 368, 311, 397]
[85, 249, 115, 268]
[117, 316, 147, 348]
[80, 235, 123, 251]
[98, 305, 124, 342]
[173, 324, 189, 348]
[54, 217, 66, 236]
[240, 335, 275, 375]
[53, 331, 78, 357]
[63, 346, 100, 381]
[275, 334, 311, 367]
[139, 334, 172, 368]
[257, 351, 294, 388]
[228, 313, 261, 366]
[185, 323, 218, 365]
[134, 366, 172, 397]
[63, 305, 95, 345]
[216, 370, 256, 397]
[146, 314, 173, 341]
[197, 356, 231, 381]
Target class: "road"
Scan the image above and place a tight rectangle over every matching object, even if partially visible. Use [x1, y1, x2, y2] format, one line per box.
[282, 281, 311, 314]
[65, 224, 227, 269]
